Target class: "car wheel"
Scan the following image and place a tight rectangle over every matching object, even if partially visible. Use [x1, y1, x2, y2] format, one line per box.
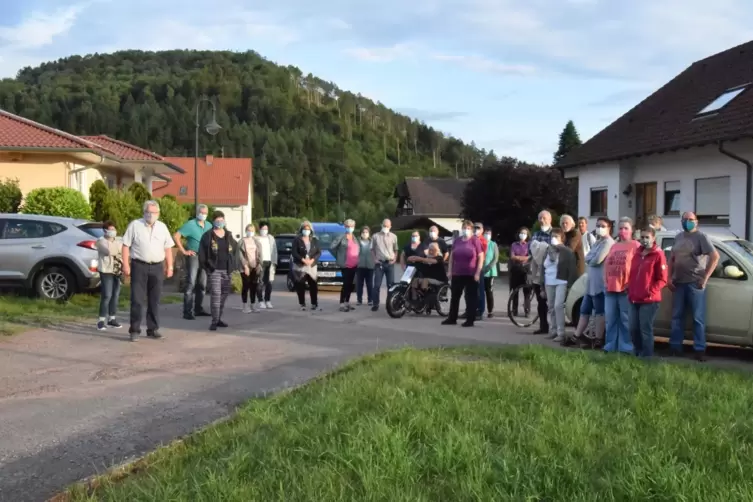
[35, 266, 76, 300]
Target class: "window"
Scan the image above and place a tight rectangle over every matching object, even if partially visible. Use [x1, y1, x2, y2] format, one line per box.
[661, 237, 675, 263]
[711, 247, 746, 280]
[697, 85, 748, 115]
[179, 186, 188, 195]
[664, 181, 681, 215]
[589, 188, 608, 216]
[1, 220, 66, 239]
[695, 176, 730, 224]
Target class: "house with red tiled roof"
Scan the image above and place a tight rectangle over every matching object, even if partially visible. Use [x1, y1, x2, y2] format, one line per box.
[557, 41, 753, 240]
[0, 109, 184, 201]
[152, 155, 253, 237]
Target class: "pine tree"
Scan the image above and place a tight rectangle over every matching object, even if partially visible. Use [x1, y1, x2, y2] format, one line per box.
[554, 120, 582, 163]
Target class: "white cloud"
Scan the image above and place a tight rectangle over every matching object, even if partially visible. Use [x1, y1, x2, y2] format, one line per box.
[344, 43, 414, 62]
[432, 53, 536, 75]
[0, 4, 84, 50]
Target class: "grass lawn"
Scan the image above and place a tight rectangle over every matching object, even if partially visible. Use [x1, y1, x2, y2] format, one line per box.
[63, 345, 753, 502]
[0, 286, 181, 336]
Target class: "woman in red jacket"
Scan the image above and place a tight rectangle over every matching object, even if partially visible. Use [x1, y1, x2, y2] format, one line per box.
[627, 226, 668, 357]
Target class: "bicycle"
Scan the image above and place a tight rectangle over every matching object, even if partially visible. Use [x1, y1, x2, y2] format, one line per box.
[507, 283, 539, 328]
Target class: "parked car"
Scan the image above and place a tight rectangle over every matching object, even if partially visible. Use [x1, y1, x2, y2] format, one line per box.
[275, 233, 295, 273]
[0, 214, 104, 299]
[284, 222, 357, 291]
[565, 230, 753, 348]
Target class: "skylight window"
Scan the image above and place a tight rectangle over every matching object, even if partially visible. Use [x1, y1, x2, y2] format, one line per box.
[697, 85, 748, 115]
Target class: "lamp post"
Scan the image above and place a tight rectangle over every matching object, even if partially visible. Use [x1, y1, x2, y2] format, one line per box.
[194, 96, 221, 212]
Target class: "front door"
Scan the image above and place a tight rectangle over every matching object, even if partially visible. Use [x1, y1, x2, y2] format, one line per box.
[635, 182, 657, 229]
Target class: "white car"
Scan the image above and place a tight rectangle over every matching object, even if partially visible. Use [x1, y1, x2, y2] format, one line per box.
[564, 231, 753, 347]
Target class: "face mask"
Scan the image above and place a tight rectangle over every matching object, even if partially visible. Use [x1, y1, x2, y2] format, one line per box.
[411, 236, 419, 243]
[618, 228, 631, 240]
[640, 238, 653, 248]
[302, 229, 311, 237]
[246, 231, 255, 237]
[463, 229, 472, 238]
[213, 221, 224, 229]
[345, 227, 354, 233]
[197, 214, 207, 221]
[682, 219, 696, 232]
[550, 237, 561, 246]
[106, 230, 116, 238]
[260, 229, 268, 236]
[484, 233, 491, 241]
[540, 225, 551, 232]
[362, 233, 369, 239]
[429, 231, 438, 239]
[475, 229, 482, 236]
[519, 233, 527, 241]
[382, 227, 390, 234]
[144, 212, 157, 223]
[595, 227, 608, 237]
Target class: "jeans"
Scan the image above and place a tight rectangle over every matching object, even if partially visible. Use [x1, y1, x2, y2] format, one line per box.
[669, 282, 707, 352]
[604, 291, 632, 353]
[356, 268, 374, 303]
[372, 261, 395, 307]
[509, 268, 530, 315]
[533, 284, 549, 332]
[129, 260, 164, 335]
[99, 273, 121, 319]
[340, 267, 357, 304]
[183, 254, 207, 316]
[630, 302, 660, 357]
[240, 269, 260, 304]
[296, 274, 318, 306]
[447, 275, 478, 325]
[580, 292, 605, 316]
[545, 283, 568, 337]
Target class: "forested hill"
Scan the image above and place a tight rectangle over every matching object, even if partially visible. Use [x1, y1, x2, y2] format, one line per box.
[0, 50, 536, 222]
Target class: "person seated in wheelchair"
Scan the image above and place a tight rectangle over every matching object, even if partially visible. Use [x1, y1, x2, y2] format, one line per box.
[408, 243, 448, 300]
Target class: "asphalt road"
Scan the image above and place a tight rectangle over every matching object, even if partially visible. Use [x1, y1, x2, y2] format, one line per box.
[1, 278, 752, 502]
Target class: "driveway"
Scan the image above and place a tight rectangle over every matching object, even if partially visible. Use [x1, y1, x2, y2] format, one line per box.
[0, 280, 751, 501]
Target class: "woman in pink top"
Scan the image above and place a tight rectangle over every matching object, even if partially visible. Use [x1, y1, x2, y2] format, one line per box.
[602, 217, 641, 353]
[331, 218, 361, 312]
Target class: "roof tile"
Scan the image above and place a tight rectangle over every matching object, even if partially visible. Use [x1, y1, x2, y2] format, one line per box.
[0, 109, 109, 152]
[152, 157, 252, 206]
[79, 135, 164, 162]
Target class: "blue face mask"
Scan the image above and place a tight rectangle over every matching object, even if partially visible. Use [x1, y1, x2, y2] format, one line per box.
[197, 213, 207, 221]
[302, 229, 311, 237]
[682, 219, 696, 232]
[411, 236, 419, 243]
[345, 227, 354, 233]
[214, 220, 224, 229]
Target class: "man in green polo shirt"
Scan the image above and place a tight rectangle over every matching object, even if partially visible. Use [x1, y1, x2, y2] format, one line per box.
[174, 204, 212, 319]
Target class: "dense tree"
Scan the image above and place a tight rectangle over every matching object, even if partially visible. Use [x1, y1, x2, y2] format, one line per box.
[461, 161, 575, 243]
[0, 50, 535, 225]
[553, 120, 582, 164]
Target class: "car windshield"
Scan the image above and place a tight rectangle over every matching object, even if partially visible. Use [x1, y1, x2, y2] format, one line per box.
[315, 231, 344, 248]
[277, 237, 294, 251]
[724, 240, 753, 267]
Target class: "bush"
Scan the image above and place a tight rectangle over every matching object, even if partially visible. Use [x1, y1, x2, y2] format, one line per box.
[157, 196, 189, 235]
[127, 182, 151, 206]
[21, 187, 91, 219]
[89, 179, 109, 221]
[182, 203, 217, 217]
[101, 190, 141, 234]
[0, 178, 22, 213]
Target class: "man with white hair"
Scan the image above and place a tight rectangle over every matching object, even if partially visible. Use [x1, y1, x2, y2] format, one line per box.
[174, 204, 211, 320]
[371, 218, 399, 312]
[529, 210, 553, 334]
[122, 200, 175, 342]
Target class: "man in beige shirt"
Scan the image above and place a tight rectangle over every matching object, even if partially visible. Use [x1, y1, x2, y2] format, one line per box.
[370, 218, 398, 311]
[122, 200, 175, 341]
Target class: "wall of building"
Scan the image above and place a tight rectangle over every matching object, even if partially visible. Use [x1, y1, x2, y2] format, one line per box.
[570, 141, 753, 237]
[0, 160, 68, 197]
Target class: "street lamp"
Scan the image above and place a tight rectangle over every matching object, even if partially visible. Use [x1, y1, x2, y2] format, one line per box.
[194, 96, 221, 212]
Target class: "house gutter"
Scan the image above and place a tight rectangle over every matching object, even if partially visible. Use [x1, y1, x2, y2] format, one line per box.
[718, 141, 752, 241]
[67, 151, 106, 174]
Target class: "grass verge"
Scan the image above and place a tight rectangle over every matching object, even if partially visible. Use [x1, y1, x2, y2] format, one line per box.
[63, 345, 753, 501]
[0, 286, 181, 336]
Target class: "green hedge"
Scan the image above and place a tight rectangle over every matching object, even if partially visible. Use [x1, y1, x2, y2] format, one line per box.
[0, 178, 22, 213]
[257, 217, 305, 235]
[21, 187, 91, 219]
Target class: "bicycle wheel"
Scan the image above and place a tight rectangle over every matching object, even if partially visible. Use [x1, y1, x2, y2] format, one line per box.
[507, 284, 540, 328]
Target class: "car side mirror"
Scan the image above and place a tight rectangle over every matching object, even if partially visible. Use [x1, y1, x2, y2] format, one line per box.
[724, 265, 745, 279]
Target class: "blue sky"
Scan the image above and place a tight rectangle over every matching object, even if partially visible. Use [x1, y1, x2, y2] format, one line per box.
[2, 0, 753, 164]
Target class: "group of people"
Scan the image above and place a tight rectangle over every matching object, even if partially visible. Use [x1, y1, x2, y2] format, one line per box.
[512, 210, 719, 360]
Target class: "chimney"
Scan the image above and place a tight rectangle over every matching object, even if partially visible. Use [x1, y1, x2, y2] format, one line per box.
[206, 154, 213, 166]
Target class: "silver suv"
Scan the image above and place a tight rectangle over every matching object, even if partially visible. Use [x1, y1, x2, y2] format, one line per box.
[0, 214, 104, 299]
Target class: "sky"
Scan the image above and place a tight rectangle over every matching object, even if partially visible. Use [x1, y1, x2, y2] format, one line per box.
[1, 0, 753, 164]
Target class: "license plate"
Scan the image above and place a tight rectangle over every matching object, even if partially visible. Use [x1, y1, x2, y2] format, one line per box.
[319, 271, 336, 277]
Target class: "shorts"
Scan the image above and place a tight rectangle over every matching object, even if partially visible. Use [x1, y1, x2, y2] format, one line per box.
[580, 292, 605, 316]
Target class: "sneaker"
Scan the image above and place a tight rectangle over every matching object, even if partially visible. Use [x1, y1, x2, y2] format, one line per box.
[441, 319, 457, 326]
[367, 301, 373, 306]
[553, 335, 565, 343]
[265, 302, 274, 309]
[258, 302, 267, 310]
[371, 305, 379, 312]
[311, 305, 321, 311]
[339, 304, 348, 312]
[209, 323, 218, 331]
[217, 320, 228, 328]
[300, 305, 307, 311]
[356, 301, 363, 307]
[97, 320, 106, 331]
[251, 304, 260, 313]
[146, 331, 163, 339]
[129, 332, 138, 342]
[183, 313, 196, 320]
[107, 319, 122, 328]
[242, 304, 251, 314]
[487, 313, 494, 319]
[461, 320, 474, 328]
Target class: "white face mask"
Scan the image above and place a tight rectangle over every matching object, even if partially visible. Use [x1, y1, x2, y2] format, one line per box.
[519, 233, 527, 241]
[484, 233, 491, 240]
[550, 237, 561, 246]
[144, 212, 157, 223]
[302, 229, 311, 237]
[595, 226, 608, 237]
[540, 225, 551, 232]
[429, 231, 438, 239]
[463, 229, 472, 238]
[246, 231, 255, 237]
[382, 227, 390, 234]
[197, 213, 207, 221]
[260, 229, 268, 236]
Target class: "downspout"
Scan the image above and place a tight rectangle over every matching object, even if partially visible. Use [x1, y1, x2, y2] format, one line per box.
[718, 141, 752, 241]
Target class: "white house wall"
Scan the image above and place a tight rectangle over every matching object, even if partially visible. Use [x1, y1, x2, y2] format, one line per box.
[572, 141, 753, 237]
